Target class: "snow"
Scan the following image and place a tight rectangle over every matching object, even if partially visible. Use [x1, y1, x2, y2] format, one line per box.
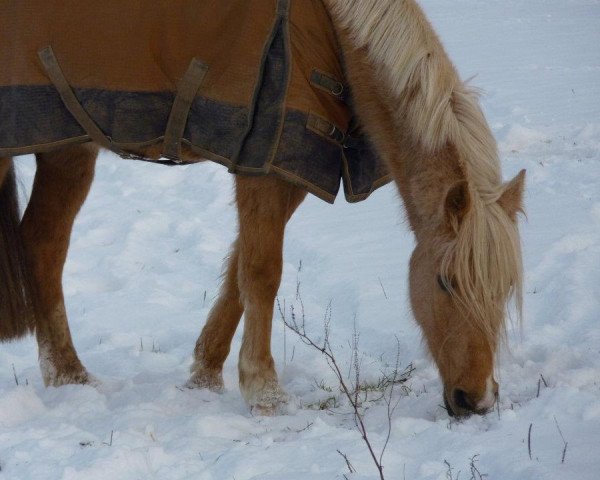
[1, 1, 599, 478]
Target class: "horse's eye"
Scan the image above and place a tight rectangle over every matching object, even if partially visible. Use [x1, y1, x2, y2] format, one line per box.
[437, 275, 452, 293]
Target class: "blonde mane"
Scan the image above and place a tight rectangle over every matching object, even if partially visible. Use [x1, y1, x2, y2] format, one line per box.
[326, 0, 523, 340]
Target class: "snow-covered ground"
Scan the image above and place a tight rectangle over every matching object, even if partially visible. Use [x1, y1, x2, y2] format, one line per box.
[2, 1, 599, 479]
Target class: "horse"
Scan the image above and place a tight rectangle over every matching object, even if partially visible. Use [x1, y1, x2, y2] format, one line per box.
[0, 0, 524, 417]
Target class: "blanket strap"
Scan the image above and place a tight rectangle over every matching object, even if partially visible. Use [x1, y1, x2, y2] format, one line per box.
[163, 58, 208, 162]
[310, 70, 346, 102]
[277, 0, 290, 17]
[307, 113, 366, 149]
[37, 46, 131, 157]
[307, 113, 345, 144]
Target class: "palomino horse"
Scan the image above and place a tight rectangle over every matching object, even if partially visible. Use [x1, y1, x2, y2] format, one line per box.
[0, 0, 524, 416]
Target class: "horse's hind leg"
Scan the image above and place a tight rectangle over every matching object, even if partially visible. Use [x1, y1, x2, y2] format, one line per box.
[189, 175, 305, 413]
[21, 144, 98, 386]
[188, 240, 243, 391]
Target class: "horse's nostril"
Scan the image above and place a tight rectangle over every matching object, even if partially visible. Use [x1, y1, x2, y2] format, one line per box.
[453, 388, 474, 412]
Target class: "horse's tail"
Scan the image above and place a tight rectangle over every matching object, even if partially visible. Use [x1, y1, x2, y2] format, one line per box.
[0, 161, 35, 341]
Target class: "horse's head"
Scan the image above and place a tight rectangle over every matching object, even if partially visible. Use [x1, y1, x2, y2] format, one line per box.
[409, 170, 525, 416]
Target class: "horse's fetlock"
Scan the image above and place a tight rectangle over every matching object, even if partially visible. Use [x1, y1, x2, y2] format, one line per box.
[38, 341, 89, 387]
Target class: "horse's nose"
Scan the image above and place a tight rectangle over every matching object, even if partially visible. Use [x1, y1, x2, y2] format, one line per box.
[445, 381, 498, 417]
[453, 388, 475, 412]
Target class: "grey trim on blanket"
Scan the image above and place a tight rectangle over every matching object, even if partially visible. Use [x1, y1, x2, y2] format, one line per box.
[0, 85, 388, 203]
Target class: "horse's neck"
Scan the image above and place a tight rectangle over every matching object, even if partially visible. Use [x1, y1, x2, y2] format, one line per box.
[325, 0, 458, 232]
[326, 0, 503, 220]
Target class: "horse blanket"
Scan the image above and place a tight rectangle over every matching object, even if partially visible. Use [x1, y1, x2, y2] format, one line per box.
[0, 0, 390, 202]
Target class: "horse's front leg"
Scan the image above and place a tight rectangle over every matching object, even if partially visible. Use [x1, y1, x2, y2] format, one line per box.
[189, 174, 304, 410]
[21, 144, 98, 386]
[236, 175, 306, 413]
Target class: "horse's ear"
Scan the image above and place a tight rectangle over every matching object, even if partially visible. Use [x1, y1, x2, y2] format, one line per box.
[444, 180, 472, 231]
[498, 169, 526, 221]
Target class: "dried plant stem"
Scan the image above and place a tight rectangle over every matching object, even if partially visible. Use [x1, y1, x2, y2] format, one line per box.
[553, 416, 568, 464]
[469, 454, 488, 480]
[379, 336, 403, 468]
[378, 276, 388, 299]
[12, 363, 18, 386]
[337, 449, 356, 474]
[278, 297, 403, 480]
[528, 423, 533, 460]
[103, 430, 114, 447]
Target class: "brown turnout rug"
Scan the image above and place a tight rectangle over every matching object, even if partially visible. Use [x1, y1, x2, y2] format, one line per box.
[0, 0, 390, 202]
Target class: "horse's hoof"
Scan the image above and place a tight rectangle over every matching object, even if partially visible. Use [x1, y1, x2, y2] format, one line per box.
[44, 368, 91, 387]
[86, 374, 101, 388]
[245, 381, 289, 416]
[249, 398, 289, 416]
[186, 369, 224, 393]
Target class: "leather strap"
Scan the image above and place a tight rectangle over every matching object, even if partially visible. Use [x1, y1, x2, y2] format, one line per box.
[163, 58, 208, 162]
[277, 0, 290, 17]
[38, 46, 129, 156]
[310, 69, 346, 101]
[307, 113, 345, 144]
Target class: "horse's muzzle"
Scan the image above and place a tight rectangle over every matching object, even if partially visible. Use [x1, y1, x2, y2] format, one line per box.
[444, 384, 498, 417]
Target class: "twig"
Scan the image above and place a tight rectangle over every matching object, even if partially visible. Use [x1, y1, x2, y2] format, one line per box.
[295, 260, 302, 300]
[528, 423, 533, 460]
[352, 319, 360, 408]
[496, 392, 501, 420]
[337, 449, 356, 474]
[103, 430, 114, 447]
[378, 277, 388, 300]
[295, 422, 313, 433]
[379, 336, 403, 468]
[536, 374, 548, 398]
[469, 454, 488, 480]
[12, 364, 18, 386]
[553, 416, 568, 464]
[444, 459, 460, 480]
[281, 297, 287, 366]
[280, 298, 386, 480]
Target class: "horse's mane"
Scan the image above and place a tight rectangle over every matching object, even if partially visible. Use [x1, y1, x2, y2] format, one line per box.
[326, 0, 523, 341]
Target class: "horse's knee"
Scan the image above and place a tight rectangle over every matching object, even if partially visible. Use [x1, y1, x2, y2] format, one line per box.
[238, 257, 282, 304]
